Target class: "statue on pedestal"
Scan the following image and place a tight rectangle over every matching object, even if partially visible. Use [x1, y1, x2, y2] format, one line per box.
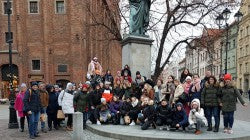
[129, 0, 151, 36]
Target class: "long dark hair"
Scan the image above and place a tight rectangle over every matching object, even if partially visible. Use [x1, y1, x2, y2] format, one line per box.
[208, 76, 217, 85]
[181, 69, 191, 78]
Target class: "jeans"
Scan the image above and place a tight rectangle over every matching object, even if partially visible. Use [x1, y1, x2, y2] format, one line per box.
[205, 106, 220, 127]
[83, 112, 88, 126]
[196, 118, 205, 130]
[223, 111, 234, 128]
[41, 107, 47, 129]
[28, 112, 40, 136]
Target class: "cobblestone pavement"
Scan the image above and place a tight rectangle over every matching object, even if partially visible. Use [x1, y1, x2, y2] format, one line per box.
[0, 105, 117, 140]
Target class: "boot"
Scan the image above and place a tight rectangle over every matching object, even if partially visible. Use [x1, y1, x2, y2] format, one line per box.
[207, 124, 212, 131]
[213, 125, 219, 132]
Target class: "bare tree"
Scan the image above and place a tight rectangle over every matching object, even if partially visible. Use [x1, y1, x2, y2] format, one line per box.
[86, 0, 239, 81]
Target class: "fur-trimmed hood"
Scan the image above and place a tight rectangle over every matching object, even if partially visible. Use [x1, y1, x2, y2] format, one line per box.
[219, 81, 236, 88]
[205, 81, 219, 88]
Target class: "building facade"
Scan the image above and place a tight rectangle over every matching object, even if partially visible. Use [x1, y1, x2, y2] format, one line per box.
[237, 0, 250, 92]
[0, 0, 122, 98]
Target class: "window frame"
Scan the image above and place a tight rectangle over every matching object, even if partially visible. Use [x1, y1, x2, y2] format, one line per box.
[31, 59, 41, 71]
[55, 0, 66, 14]
[28, 0, 39, 14]
[2, 1, 13, 15]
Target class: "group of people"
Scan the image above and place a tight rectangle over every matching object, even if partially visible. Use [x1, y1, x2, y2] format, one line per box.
[13, 59, 248, 139]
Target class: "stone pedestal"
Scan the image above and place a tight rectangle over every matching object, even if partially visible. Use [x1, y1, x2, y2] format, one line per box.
[72, 112, 83, 140]
[122, 35, 154, 79]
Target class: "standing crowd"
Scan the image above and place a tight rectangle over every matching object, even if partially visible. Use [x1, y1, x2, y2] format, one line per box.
[13, 57, 248, 139]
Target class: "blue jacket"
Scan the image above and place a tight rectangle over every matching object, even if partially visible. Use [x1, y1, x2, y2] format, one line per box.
[23, 89, 43, 113]
[46, 92, 59, 114]
[109, 101, 123, 114]
[173, 103, 188, 126]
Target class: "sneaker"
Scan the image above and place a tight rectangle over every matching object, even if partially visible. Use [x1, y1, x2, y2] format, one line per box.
[19, 129, 24, 132]
[49, 127, 52, 131]
[30, 135, 35, 139]
[159, 127, 163, 130]
[223, 128, 228, 133]
[54, 127, 59, 130]
[66, 126, 73, 131]
[129, 121, 135, 126]
[195, 130, 202, 135]
[97, 121, 101, 125]
[227, 129, 233, 134]
[86, 120, 92, 124]
[34, 134, 40, 137]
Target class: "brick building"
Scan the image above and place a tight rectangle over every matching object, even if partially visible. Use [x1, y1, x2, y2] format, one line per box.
[0, 0, 122, 98]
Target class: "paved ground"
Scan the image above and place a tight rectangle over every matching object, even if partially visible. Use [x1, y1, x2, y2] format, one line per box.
[0, 105, 117, 140]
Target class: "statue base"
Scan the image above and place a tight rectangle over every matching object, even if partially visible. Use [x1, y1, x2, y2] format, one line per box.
[122, 34, 154, 79]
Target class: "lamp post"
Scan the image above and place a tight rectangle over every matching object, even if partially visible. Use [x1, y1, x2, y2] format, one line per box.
[215, 8, 243, 74]
[7, 0, 19, 129]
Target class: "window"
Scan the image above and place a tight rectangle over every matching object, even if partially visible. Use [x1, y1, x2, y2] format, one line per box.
[29, 1, 38, 13]
[239, 78, 242, 89]
[240, 47, 243, 57]
[58, 65, 67, 72]
[5, 32, 13, 43]
[56, 1, 65, 14]
[232, 56, 235, 67]
[240, 29, 243, 38]
[3, 1, 12, 15]
[32, 60, 40, 70]
[233, 39, 236, 48]
[240, 64, 242, 74]
[246, 45, 249, 56]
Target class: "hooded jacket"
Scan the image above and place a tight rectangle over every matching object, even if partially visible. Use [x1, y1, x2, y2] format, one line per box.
[73, 90, 89, 112]
[109, 100, 123, 114]
[219, 81, 245, 112]
[156, 104, 172, 119]
[189, 99, 207, 126]
[172, 103, 188, 126]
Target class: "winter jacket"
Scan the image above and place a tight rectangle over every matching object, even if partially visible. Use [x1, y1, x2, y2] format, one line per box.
[201, 82, 220, 107]
[154, 85, 165, 104]
[218, 82, 245, 112]
[156, 104, 172, 119]
[173, 85, 184, 104]
[109, 101, 123, 114]
[188, 99, 207, 126]
[14, 91, 26, 117]
[89, 89, 103, 107]
[129, 100, 141, 115]
[113, 87, 124, 100]
[120, 101, 132, 116]
[73, 91, 89, 112]
[123, 87, 132, 100]
[46, 92, 59, 114]
[142, 105, 156, 121]
[172, 103, 188, 126]
[58, 90, 74, 114]
[189, 82, 202, 101]
[39, 89, 49, 107]
[23, 89, 43, 113]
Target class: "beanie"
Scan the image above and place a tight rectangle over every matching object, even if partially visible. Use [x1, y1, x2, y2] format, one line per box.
[31, 82, 38, 87]
[82, 84, 88, 89]
[101, 98, 106, 103]
[224, 74, 232, 81]
[136, 71, 140, 75]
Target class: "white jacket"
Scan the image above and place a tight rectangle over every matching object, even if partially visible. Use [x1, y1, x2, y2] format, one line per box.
[58, 90, 74, 114]
[188, 99, 207, 126]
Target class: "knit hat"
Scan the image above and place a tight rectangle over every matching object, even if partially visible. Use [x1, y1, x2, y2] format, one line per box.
[224, 74, 232, 81]
[54, 85, 59, 88]
[31, 82, 38, 87]
[185, 76, 192, 81]
[82, 84, 88, 89]
[20, 83, 27, 88]
[101, 98, 106, 103]
[105, 81, 111, 85]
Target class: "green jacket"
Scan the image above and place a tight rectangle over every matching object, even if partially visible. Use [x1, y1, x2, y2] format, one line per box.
[219, 83, 245, 112]
[201, 83, 220, 107]
[73, 91, 89, 112]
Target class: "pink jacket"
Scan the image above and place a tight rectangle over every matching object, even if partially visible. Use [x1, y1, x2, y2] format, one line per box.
[14, 91, 26, 117]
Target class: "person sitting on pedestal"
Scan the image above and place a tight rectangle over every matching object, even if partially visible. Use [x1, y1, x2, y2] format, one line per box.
[170, 102, 188, 131]
[96, 98, 111, 125]
[155, 99, 173, 130]
[138, 99, 156, 130]
[88, 57, 103, 77]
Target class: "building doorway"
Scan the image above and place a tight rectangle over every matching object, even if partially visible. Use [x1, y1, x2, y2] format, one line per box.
[244, 78, 249, 93]
[56, 79, 70, 89]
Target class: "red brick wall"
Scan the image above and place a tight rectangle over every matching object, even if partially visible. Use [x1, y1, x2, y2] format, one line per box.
[0, 0, 121, 86]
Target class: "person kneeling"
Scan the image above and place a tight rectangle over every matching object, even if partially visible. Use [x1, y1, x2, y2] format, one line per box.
[156, 99, 173, 130]
[96, 98, 111, 125]
[188, 99, 207, 135]
[109, 95, 123, 125]
[138, 99, 156, 130]
[170, 102, 188, 131]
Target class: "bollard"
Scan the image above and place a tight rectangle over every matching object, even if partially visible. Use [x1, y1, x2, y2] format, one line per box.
[72, 112, 83, 140]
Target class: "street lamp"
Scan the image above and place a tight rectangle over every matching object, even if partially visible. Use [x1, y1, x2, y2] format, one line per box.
[215, 8, 243, 74]
[7, 0, 19, 129]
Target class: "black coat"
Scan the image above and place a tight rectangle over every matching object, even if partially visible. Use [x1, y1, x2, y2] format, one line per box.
[46, 92, 59, 114]
[89, 89, 103, 107]
[23, 89, 43, 113]
[156, 105, 172, 119]
[120, 102, 132, 116]
[142, 105, 156, 121]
